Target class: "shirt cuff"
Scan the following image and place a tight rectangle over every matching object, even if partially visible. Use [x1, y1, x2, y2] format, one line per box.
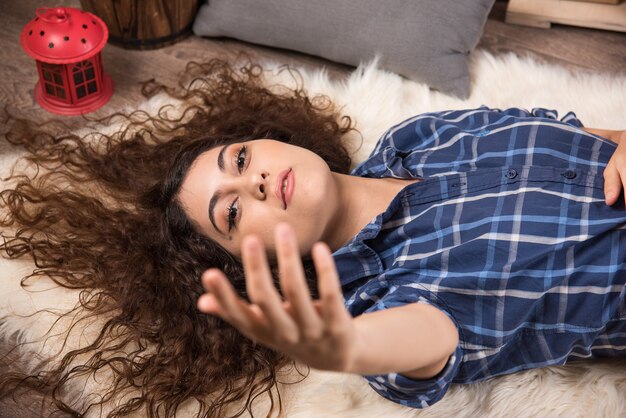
[363, 344, 463, 409]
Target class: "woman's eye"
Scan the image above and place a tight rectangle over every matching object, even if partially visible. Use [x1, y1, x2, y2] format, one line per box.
[224, 145, 247, 233]
[236, 145, 247, 173]
[227, 197, 239, 232]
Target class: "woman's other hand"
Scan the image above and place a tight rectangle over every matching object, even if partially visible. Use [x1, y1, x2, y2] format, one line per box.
[197, 223, 358, 372]
[602, 129, 626, 206]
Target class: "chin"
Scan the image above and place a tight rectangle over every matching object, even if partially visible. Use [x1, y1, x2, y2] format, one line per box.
[286, 226, 312, 254]
[299, 242, 315, 258]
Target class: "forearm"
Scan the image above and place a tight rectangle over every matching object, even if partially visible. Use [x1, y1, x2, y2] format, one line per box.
[583, 127, 624, 145]
[346, 302, 459, 379]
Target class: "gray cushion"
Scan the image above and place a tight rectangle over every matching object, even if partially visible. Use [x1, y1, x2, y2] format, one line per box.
[192, 0, 495, 98]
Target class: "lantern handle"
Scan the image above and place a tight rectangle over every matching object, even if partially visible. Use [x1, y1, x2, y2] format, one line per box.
[35, 7, 69, 23]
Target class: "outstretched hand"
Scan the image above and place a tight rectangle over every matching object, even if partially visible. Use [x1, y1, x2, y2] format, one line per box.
[197, 223, 358, 372]
[604, 130, 626, 207]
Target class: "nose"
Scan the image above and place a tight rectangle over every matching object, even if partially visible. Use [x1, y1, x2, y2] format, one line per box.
[249, 171, 269, 200]
[223, 170, 269, 200]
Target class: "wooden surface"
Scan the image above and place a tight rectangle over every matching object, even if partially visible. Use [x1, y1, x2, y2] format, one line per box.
[1, 0, 624, 128]
[79, 0, 202, 49]
[506, 0, 626, 31]
[1, 0, 626, 416]
[479, 1, 626, 74]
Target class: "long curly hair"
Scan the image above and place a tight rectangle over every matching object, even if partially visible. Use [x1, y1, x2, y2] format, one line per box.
[0, 58, 356, 417]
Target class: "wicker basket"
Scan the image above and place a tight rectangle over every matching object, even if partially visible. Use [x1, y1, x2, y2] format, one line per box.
[79, 0, 200, 50]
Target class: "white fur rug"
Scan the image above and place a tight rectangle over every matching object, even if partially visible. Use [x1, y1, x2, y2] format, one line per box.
[1, 49, 626, 417]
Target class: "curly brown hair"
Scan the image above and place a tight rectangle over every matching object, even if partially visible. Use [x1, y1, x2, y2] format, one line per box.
[0, 58, 357, 417]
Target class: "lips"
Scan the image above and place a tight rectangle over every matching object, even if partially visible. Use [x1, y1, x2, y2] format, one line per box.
[275, 168, 294, 209]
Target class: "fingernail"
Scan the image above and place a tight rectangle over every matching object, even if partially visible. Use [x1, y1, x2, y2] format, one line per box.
[243, 234, 264, 254]
[198, 294, 217, 312]
[244, 235, 260, 251]
[277, 223, 291, 239]
[201, 270, 213, 284]
[314, 242, 330, 257]
[204, 268, 218, 276]
[206, 273, 221, 289]
[203, 268, 220, 281]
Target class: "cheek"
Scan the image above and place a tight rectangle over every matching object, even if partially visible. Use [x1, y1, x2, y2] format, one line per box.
[239, 168, 331, 256]
[239, 205, 305, 255]
[296, 171, 332, 217]
[241, 204, 279, 242]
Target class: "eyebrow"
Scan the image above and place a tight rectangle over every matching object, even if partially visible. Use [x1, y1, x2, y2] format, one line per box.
[208, 144, 229, 235]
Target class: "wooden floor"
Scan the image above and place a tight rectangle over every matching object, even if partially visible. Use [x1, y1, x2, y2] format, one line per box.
[1, 0, 625, 128]
[1, 0, 625, 416]
[480, 1, 626, 74]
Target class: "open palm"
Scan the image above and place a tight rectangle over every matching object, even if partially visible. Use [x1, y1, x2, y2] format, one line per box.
[197, 223, 358, 372]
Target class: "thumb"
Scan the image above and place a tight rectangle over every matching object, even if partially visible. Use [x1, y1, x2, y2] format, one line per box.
[604, 163, 620, 206]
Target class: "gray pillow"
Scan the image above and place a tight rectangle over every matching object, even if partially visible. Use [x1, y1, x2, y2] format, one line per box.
[192, 0, 495, 98]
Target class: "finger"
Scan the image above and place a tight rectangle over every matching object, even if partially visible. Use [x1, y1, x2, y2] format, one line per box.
[241, 235, 299, 343]
[604, 162, 621, 206]
[311, 241, 349, 328]
[201, 269, 213, 291]
[275, 223, 324, 339]
[201, 269, 260, 336]
[283, 300, 323, 317]
[197, 293, 219, 314]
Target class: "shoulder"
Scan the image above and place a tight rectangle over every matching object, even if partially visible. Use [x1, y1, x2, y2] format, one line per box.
[369, 106, 514, 156]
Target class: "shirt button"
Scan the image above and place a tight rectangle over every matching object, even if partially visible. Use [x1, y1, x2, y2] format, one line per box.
[505, 169, 518, 179]
[562, 170, 577, 179]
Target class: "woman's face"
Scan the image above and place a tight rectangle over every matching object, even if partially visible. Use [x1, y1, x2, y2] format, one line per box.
[178, 139, 340, 259]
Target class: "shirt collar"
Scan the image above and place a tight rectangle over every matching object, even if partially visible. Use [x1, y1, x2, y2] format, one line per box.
[332, 220, 385, 286]
[351, 146, 415, 179]
[334, 145, 420, 286]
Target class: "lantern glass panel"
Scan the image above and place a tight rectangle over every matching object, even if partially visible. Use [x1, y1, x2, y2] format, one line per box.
[87, 81, 97, 94]
[76, 85, 86, 99]
[45, 83, 54, 95]
[56, 87, 66, 99]
[74, 72, 84, 85]
[53, 73, 62, 85]
[85, 67, 95, 81]
[43, 71, 52, 82]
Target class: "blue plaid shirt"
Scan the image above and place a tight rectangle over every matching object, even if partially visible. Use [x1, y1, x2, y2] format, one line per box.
[333, 106, 626, 408]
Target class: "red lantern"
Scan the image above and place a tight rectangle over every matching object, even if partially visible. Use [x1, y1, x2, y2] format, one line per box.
[20, 7, 114, 116]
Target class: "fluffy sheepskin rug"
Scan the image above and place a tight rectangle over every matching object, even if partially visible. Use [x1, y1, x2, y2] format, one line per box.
[1, 49, 626, 417]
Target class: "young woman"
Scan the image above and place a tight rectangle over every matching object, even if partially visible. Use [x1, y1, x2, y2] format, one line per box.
[0, 59, 624, 416]
[183, 106, 626, 408]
